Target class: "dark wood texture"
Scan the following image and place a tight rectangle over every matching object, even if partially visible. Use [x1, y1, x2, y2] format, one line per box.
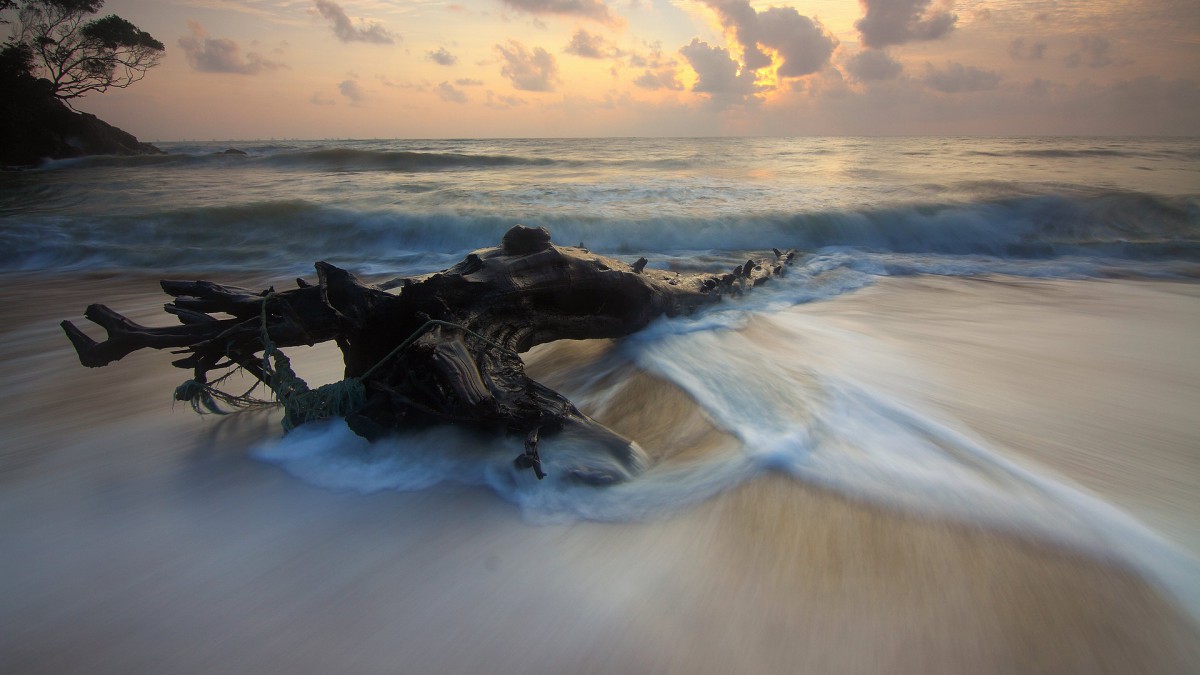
[62, 226, 795, 483]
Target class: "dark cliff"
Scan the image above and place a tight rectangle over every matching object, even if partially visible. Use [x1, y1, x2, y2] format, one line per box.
[1, 72, 163, 167]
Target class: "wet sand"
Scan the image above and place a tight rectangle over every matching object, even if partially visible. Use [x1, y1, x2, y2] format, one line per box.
[1, 273, 1198, 673]
[792, 276, 1200, 558]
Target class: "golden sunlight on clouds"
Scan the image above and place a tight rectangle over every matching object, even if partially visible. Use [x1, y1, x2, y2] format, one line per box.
[58, 0, 1200, 138]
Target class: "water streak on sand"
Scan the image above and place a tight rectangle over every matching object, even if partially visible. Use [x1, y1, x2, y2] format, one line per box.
[252, 280, 1200, 626]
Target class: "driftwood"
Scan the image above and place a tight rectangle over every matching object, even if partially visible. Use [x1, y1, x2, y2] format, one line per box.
[62, 225, 795, 484]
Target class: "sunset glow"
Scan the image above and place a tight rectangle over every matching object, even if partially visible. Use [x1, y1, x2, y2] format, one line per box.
[11, 0, 1200, 138]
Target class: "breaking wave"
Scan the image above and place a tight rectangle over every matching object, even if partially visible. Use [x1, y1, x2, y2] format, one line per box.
[27, 148, 565, 173]
[258, 148, 562, 172]
[2, 190, 1196, 278]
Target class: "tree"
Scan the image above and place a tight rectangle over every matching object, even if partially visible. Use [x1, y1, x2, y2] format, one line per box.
[0, 39, 34, 80]
[3, 0, 163, 105]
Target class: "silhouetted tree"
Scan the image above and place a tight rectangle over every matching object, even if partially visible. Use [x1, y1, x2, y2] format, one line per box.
[0, 40, 33, 78]
[2, 0, 163, 105]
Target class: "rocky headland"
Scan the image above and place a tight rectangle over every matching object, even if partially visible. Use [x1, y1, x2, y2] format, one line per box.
[1, 72, 162, 167]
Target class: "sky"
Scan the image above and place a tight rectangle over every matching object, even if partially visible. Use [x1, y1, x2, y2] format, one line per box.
[15, 0, 1200, 139]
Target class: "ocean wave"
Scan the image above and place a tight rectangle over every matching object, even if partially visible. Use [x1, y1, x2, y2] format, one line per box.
[964, 146, 1200, 160]
[258, 148, 562, 172]
[25, 140, 1200, 176]
[25, 147, 567, 173]
[32, 153, 204, 171]
[21, 145, 857, 175]
[967, 148, 1132, 159]
[1, 190, 1196, 277]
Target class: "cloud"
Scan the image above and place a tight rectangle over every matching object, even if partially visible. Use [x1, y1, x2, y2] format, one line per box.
[679, 38, 758, 105]
[310, 91, 336, 106]
[756, 7, 838, 77]
[496, 40, 559, 92]
[633, 68, 683, 90]
[485, 90, 527, 109]
[378, 76, 425, 92]
[1025, 78, 1065, 97]
[339, 78, 367, 104]
[855, 0, 956, 49]
[436, 81, 468, 103]
[1066, 36, 1125, 68]
[845, 49, 902, 82]
[749, 71, 1200, 136]
[564, 29, 615, 59]
[922, 61, 1001, 93]
[626, 41, 673, 69]
[702, 0, 837, 78]
[501, 0, 617, 25]
[1008, 38, 1046, 61]
[455, 78, 485, 86]
[428, 47, 458, 66]
[314, 0, 397, 44]
[178, 20, 287, 74]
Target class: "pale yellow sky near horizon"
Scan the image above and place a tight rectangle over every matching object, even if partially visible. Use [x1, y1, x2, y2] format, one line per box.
[19, 0, 1200, 139]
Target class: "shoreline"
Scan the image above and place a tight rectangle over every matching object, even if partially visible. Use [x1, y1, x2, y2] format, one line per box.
[791, 275, 1200, 557]
[2, 272, 1199, 672]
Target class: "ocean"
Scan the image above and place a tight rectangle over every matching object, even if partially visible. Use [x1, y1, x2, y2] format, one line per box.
[2, 137, 1199, 672]
[4, 136, 1199, 276]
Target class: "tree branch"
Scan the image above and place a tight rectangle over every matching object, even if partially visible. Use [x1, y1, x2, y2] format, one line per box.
[62, 227, 796, 483]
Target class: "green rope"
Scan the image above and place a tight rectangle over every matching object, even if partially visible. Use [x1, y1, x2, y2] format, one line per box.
[175, 293, 518, 434]
[257, 293, 365, 432]
[173, 375, 275, 416]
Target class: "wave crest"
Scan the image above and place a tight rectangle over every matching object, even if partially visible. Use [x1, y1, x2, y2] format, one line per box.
[2, 190, 1196, 278]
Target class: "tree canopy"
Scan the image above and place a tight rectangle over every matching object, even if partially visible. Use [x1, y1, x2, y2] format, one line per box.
[2, 0, 163, 102]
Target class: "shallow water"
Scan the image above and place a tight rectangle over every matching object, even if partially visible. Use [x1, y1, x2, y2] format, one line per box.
[2, 273, 1199, 673]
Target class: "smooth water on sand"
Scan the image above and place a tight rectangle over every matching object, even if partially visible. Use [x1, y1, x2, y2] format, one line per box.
[2, 272, 1199, 673]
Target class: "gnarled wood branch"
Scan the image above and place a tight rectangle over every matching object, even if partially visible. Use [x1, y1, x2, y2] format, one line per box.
[62, 225, 795, 484]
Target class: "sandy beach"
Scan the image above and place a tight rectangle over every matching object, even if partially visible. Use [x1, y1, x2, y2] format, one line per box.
[2, 272, 1198, 673]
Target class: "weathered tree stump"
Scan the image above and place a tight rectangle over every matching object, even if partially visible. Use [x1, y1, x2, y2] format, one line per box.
[61, 225, 795, 484]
